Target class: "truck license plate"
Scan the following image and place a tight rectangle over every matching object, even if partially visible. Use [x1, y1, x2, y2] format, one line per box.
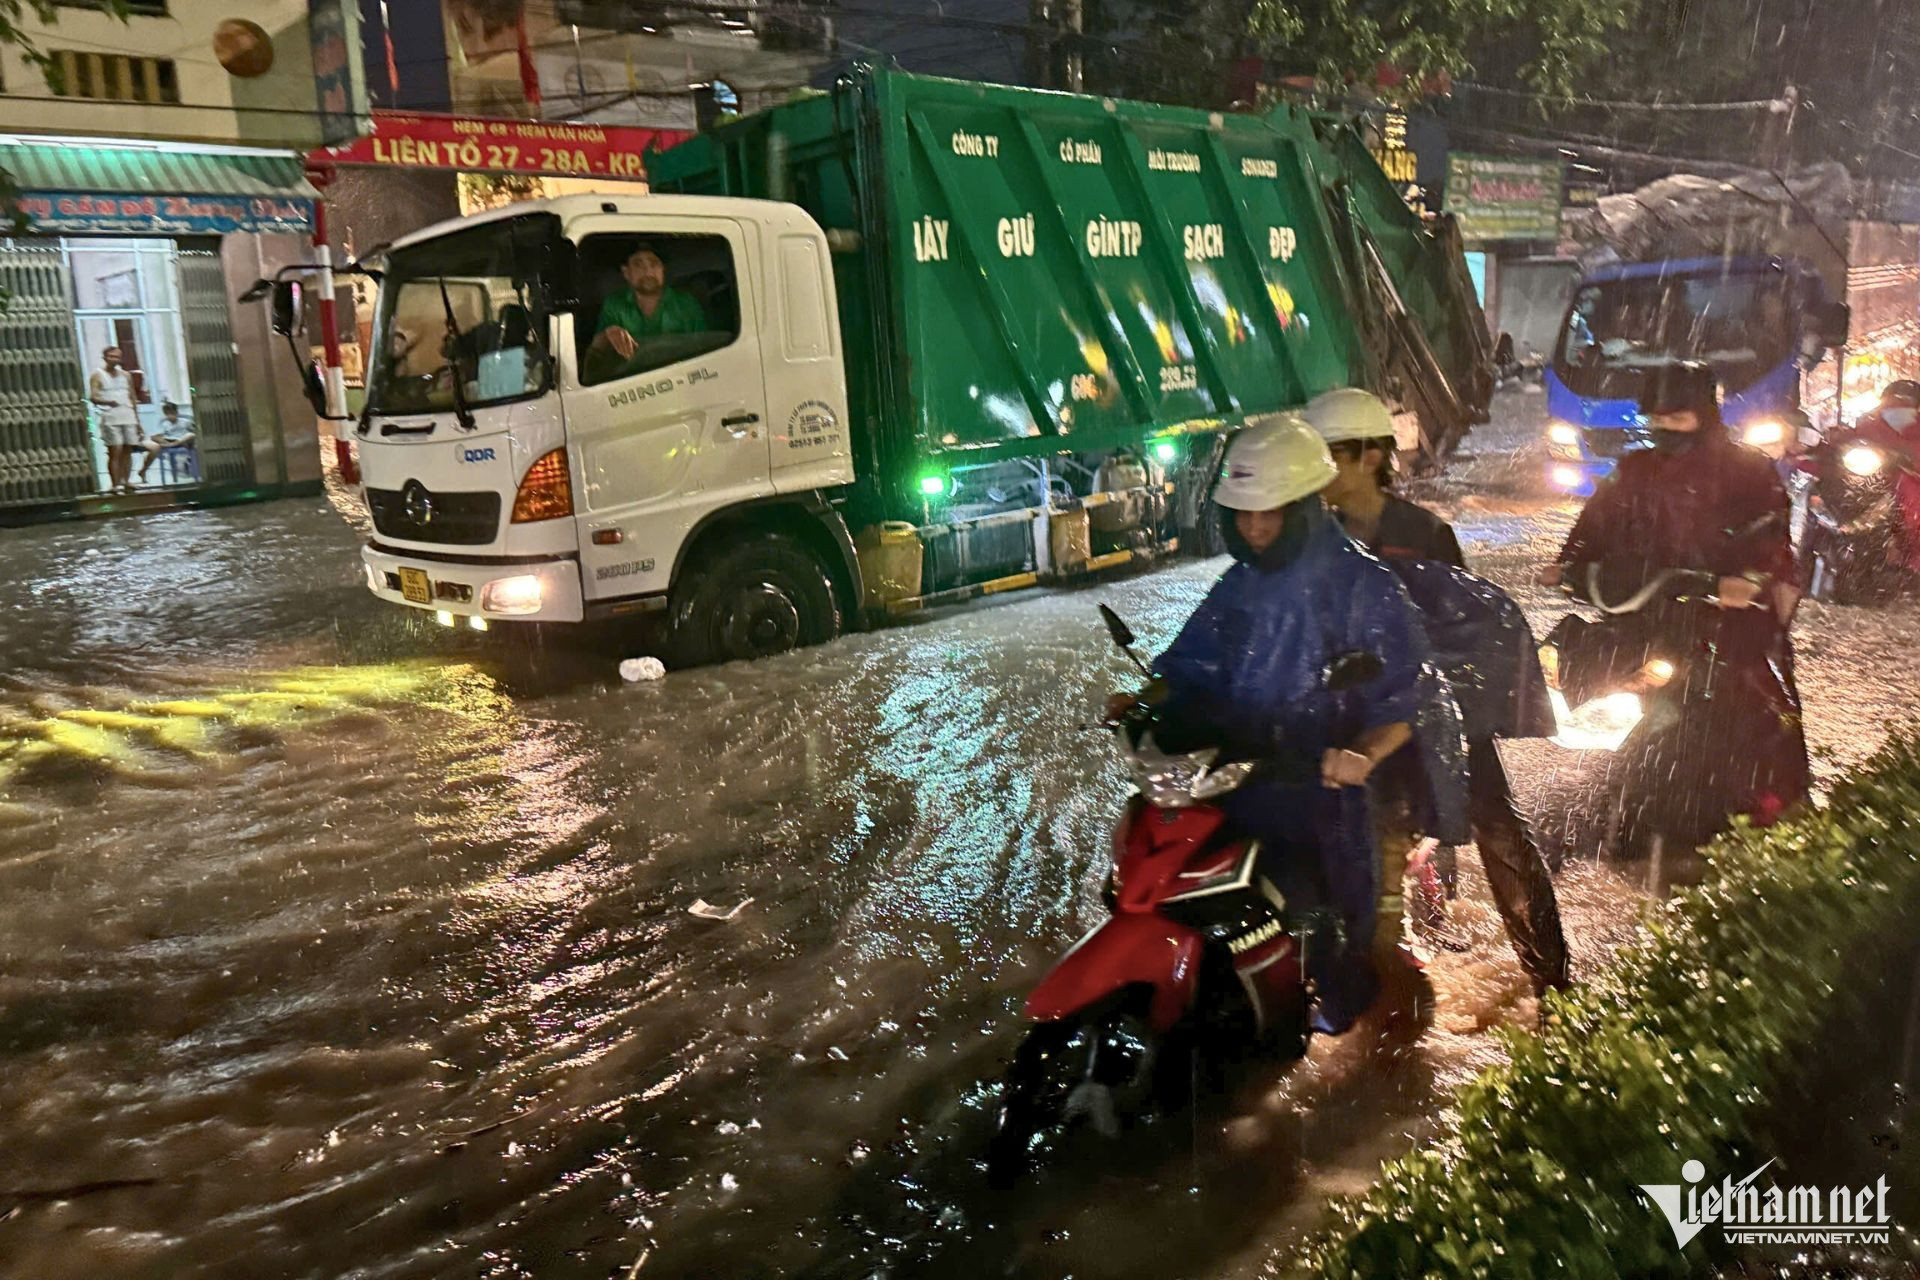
[399, 567, 433, 605]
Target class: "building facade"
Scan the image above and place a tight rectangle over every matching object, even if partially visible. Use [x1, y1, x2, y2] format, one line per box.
[0, 0, 368, 522]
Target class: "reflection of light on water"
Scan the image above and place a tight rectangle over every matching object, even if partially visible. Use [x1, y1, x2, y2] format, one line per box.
[1549, 688, 1642, 752]
[0, 661, 472, 785]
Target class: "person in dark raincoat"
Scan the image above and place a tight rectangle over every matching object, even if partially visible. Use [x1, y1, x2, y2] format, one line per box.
[1307, 388, 1571, 997]
[1541, 361, 1809, 835]
[1122, 415, 1467, 1035]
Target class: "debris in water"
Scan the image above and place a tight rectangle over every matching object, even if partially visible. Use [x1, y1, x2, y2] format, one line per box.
[619, 656, 667, 682]
[688, 896, 753, 921]
[716, 1120, 741, 1136]
[827, 1046, 849, 1062]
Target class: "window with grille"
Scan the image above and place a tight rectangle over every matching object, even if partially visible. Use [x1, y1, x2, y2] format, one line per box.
[51, 50, 181, 104]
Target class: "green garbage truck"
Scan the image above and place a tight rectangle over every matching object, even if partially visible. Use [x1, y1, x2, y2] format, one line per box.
[260, 67, 1491, 664]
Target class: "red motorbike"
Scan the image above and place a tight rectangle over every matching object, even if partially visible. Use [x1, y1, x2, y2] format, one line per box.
[987, 606, 1381, 1186]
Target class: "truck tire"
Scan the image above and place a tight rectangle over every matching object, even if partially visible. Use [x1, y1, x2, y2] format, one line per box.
[667, 533, 842, 667]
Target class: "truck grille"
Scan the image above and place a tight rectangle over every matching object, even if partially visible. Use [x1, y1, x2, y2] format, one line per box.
[366, 483, 501, 546]
[1580, 426, 1653, 459]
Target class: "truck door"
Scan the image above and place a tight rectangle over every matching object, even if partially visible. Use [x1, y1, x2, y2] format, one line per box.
[561, 217, 770, 603]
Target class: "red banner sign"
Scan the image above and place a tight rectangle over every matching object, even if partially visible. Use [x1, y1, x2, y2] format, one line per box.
[317, 112, 693, 180]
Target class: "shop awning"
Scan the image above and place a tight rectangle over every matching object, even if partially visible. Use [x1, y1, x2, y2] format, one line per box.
[0, 142, 317, 236]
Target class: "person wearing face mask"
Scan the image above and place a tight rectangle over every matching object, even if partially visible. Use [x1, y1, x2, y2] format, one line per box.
[1540, 361, 1809, 830]
[1109, 416, 1468, 1035]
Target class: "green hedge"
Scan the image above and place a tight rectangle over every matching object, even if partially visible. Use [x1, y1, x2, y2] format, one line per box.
[1298, 734, 1920, 1278]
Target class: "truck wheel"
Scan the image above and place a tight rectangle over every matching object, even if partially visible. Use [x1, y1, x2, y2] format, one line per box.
[668, 533, 841, 667]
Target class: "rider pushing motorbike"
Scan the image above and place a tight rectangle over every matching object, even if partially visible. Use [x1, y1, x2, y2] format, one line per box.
[1112, 415, 1466, 1034]
[1305, 388, 1571, 998]
[1542, 361, 1810, 839]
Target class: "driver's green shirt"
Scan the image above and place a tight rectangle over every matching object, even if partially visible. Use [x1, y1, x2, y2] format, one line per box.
[595, 286, 706, 340]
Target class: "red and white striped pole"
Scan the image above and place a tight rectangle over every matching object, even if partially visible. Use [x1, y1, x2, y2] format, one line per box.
[305, 162, 358, 486]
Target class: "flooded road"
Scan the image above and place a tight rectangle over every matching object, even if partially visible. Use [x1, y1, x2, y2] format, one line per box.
[3, 391, 1917, 1279]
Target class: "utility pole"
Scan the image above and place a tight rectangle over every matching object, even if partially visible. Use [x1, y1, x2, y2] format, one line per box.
[1028, 0, 1055, 89]
[1061, 0, 1083, 93]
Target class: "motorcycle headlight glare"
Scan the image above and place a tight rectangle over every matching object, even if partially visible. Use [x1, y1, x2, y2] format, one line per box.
[1641, 657, 1676, 687]
[1550, 688, 1645, 752]
[1844, 445, 1887, 477]
[1742, 419, 1787, 449]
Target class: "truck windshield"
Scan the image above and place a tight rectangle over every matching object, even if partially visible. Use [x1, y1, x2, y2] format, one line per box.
[1552, 268, 1796, 397]
[368, 214, 558, 416]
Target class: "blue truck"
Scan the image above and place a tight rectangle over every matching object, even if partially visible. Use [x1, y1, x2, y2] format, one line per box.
[1542, 253, 1853, 494]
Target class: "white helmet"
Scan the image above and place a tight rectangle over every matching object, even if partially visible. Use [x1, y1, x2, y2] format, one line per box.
[1304, 387, 1397, 444]
[1214, 414, 1337, 511]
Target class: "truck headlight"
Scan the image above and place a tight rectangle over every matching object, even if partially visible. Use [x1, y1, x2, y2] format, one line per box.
[1844, 445, 1887, 477]
[481, 574, 543, 615]
[1742, 419, 1787, 449]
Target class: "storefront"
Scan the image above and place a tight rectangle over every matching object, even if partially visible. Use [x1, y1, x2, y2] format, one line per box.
[1443, 152, 1568, 357]
[0, 138, 325, 522]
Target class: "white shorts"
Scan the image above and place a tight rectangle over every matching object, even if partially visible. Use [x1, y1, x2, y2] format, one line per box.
[99, 419, 142, 447]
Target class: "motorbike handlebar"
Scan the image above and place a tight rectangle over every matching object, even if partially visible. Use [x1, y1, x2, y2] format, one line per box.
[1570, 563, 1721, 615]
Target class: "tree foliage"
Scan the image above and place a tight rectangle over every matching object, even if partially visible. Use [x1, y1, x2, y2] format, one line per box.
[1465, 0, 1920, 176]
[1077, 0, 1635, 110]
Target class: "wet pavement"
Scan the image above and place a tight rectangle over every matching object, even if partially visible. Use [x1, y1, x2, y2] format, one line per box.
[3, 389, 1918, 1279]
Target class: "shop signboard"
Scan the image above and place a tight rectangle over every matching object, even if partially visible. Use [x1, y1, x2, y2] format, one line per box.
[1445, 153, 1564, 245]
[13, 192, 316, 236]
[319, 112, 694, 180]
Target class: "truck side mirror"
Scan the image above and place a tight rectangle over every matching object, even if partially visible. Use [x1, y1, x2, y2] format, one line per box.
[271, 281, 304, 337]
[1813, 301, 1850, 349]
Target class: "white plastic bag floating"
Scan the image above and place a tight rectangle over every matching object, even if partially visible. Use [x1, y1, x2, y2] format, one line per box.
[619, 656, 667, 682]
[688, 896, 753, 921]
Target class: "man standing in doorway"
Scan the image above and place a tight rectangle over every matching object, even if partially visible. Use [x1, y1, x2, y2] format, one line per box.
[89, 346, 141, 495]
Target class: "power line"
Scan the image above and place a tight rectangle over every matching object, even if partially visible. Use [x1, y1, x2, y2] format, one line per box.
[1457, 80, 1782, 113]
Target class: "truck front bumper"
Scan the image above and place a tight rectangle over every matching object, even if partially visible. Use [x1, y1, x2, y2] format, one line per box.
[362, 544, 585, 624]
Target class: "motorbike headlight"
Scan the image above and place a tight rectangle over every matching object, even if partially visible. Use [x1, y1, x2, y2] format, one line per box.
[1843, 445, 1887, 477]
[1640, 657, 1676, 688]
[1742, 419, 1787, 449]
[1549, 688, 1644, 752]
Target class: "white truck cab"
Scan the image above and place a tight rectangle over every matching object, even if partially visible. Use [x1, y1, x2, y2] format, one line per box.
[352, 194, 855, 654]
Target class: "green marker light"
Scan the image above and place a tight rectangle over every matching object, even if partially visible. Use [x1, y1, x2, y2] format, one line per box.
[1151, 439, 1179, 465]
[918, 473, 947, 497]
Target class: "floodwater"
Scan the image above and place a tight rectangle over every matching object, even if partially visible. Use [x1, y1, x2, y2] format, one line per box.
[2, 390, 1915, 1279]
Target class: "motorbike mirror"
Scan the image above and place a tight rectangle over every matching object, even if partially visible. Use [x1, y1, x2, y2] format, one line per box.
[1098, 604, 1136, 650]
[1323, 650, 1384, 691]
[270, 281, 303, 337]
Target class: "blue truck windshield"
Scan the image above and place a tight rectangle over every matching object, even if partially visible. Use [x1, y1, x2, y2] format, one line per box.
[1552, 268, 1795, 399]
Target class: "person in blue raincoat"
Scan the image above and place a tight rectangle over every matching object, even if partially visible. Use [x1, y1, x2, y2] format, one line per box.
[1115, 415, 1468, 1035]
[1307, 388, 1570, 997]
